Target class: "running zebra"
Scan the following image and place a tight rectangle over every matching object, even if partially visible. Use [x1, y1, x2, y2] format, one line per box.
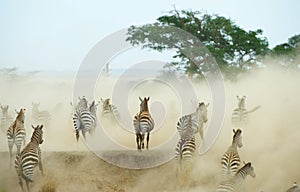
[7, 108, 26, 168]
[177, 102, 209, 141]
[133, 97, 155, 151]
[15, 124, 44, 192]
[31, 102, 51, 125]
[74, 96, 88, 111]
[1, 105, 13, 132]
[100, 98, 120, 121]
[231, 96, 261, 126]
[221, 129, 243, 179]
[216, 162, 256, 192]
[175, 134, 196, 184]
[286, 182, 300, 192]
[73, 100, 97, 141]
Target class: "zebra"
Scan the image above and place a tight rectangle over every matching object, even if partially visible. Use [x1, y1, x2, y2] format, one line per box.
[133, 97, 155, 151]
[15, 124, 44, 192]
[75, 96, 88, 111]
[216, 162, 256, 192]
[7, 108, 26, 168]
[286, 182, 300, 192]
[221, 129, 243, 179]
[177, 102, 209, 141]
[0, 105, 13, 133]
[31, 102, 51, 125]
[73, 100, 97, 141]
[100, 98, 120, 121]
[231, 96, 261, 126]
[175, 133, 196, 186]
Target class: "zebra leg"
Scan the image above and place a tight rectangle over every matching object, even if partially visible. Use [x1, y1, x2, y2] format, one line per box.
[136, 133, 141, 151]
[26, 179, 31, 192]
[141, 134, 145, 149]
[76, 130, 80, 142]
[8, 145, 13, 168]
[18, 175, 25, 192]
[17, 144, 21, 154]
[82, 130, 86, 140]
[146, 132, 150, 150]
[39, 151, 44, 176]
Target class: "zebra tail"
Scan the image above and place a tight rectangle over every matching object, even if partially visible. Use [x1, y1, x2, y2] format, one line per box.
[246, 105, 261, 114]
[76, 130, 80, 142]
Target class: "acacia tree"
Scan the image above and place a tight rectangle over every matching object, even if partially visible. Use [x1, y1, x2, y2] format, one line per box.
[270, 34, 300, 68]
[126, 9, 269, 78]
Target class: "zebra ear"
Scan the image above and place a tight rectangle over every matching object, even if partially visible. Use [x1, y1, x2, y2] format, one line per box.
[139, 97, 143, 102]
[40, 125, 43, 129]
[147, 97, 150, 101]
[32, 125, 35, 129]
[233, 129, 236, 133]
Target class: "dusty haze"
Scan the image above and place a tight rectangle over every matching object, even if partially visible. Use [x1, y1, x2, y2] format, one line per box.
[0, 65, 299, 191]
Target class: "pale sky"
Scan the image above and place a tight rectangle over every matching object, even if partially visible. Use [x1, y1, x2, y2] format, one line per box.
[0, 0, 299, 72]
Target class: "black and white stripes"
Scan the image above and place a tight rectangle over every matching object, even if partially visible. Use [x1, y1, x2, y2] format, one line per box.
[31, 102, 51, 125]
[175, 121, 196, 171]
[72, 97, 98, 141]
[1, 105, 13, 132]
[177, 102, 209, 140]
[100, 98, 120, 121]
[133, 97, 155, 151]
[221, 129, 243, 179]
[231, 96, 261, 126]
[216, 162, 256, 192]
[15, 124, 44, 192]
[7, 108, 26, 168]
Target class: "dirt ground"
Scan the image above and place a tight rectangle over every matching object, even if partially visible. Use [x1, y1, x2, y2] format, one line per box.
[0, 67, 300, 191]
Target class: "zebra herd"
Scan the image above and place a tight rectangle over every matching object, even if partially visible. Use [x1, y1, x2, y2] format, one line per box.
[173, 96, 260, 191]
[0, 95, 298, 192]
[1, 106, 44, 192]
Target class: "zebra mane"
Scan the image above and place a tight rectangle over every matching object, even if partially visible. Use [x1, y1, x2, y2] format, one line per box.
[16, 109, 25, 121]
[30, 125, 43, 144]
[233, 129, 242, 140]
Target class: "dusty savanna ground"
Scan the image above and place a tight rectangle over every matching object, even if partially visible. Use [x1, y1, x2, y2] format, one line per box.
[0, 67, 300, 191]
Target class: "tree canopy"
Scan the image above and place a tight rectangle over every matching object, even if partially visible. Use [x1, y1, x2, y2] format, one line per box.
[270, 34, 300, 68]
[126, 9, 271, 79]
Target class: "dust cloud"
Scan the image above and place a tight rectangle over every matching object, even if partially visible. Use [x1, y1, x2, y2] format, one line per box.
[0, 65, 299, 191]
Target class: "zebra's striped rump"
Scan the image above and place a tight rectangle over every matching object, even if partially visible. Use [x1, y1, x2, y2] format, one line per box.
[100, 98, 120, 121]
[217, 162, 255, 192]
[177, 102, 209, 141]
[7, 108, 26, 168]
[221, 129, 243, 179]
[72, 98, 97, 141]
[133, 97, 154, 151]
[15, 124, 44, 192]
